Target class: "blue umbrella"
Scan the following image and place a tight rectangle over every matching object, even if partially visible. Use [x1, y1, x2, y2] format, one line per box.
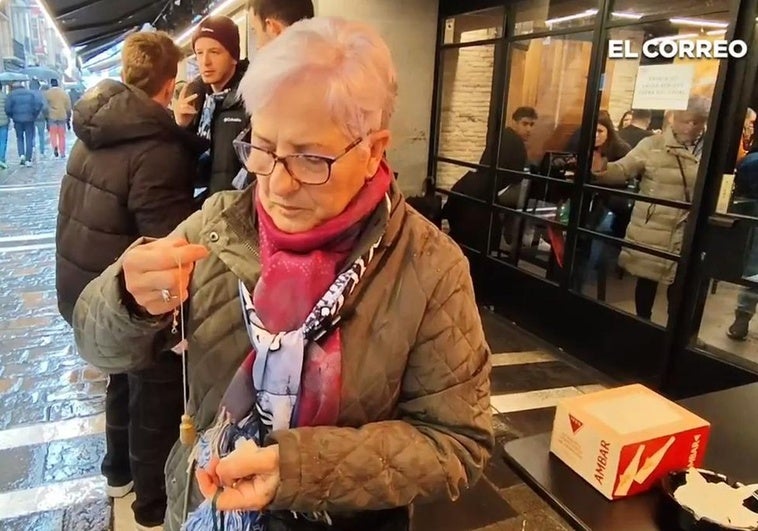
[22, 66, 60, 81]
[0, 72, 30, 83]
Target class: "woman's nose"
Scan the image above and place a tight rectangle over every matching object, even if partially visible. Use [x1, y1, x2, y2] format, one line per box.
[268, 161, 300, 196]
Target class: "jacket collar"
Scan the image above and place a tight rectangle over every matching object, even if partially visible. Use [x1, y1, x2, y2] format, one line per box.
[201, 180, 407, 290]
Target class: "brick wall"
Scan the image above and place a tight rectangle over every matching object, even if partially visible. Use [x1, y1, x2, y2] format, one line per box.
[437, 30, 495, 189]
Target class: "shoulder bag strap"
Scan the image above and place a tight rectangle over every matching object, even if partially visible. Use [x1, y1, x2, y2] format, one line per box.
[675, 155, 692, 203]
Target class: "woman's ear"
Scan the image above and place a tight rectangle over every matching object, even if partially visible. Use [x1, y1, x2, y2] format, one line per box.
[365, 130, 391, 178]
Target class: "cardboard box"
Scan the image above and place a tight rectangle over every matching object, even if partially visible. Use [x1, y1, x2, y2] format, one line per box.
[550, 384, 710, 500]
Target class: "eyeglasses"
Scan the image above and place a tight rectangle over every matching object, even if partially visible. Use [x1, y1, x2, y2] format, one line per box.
[232, 127, 364, 186]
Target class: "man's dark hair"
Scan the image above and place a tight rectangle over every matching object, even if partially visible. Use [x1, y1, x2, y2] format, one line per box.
[512, 106, 538, 121]
[248, 0, 314, 25]
[50, 79, 59, 87]
[631, 109, 652, 122]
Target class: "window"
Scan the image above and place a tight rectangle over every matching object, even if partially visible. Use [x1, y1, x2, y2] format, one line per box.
[437, 45, 497, 169]
[443, 7, 505, 45]
[513, 0, 600, 36]
[570, 19, 728, 323]
[610, 0, 728, 21]
[495, 32, 593, 276]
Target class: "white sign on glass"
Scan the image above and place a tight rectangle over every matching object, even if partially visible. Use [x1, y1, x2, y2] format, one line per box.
[631, 64, 695, 111]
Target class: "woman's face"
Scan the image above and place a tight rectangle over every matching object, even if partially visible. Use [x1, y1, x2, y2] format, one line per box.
[252, 82, 390, 233]
[595, 124, 608, 148]
[621, 113, 632, 129]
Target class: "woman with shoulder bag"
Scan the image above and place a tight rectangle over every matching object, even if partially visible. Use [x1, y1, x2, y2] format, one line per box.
[595, 96, 710, 320]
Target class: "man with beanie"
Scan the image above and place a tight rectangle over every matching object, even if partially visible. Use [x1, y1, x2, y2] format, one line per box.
[174, 1, 315, 195]
[174, 15, 248, 196]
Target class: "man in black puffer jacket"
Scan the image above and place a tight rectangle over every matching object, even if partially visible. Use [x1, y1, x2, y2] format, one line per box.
[173, 2, 316, 197]
[55, 32, 206, 531]
[173, 15, 249, 197]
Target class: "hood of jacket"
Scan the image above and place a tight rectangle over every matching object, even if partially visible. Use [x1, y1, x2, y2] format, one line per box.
[73, 79, 206, 153]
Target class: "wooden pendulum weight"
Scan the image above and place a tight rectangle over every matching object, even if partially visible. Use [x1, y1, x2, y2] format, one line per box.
[180, 413, 197, 446]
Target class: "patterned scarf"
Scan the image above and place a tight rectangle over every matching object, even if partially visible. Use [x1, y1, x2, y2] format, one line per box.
[197, 89, 230, 141]
[183, 164, 393, 530]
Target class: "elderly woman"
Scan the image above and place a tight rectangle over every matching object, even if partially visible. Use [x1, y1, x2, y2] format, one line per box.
[74, 17, 493, 531]
[595, 96, 710, 320]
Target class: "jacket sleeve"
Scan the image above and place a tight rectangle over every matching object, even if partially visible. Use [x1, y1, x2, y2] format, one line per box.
[600, 138, 648, 185]
[269, 256, 494, 513]
[72, 209, 204, 374]
[128, 144, 197, 238]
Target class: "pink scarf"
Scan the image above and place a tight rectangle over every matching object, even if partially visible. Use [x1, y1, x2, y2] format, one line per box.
[252, 161, 392, 425]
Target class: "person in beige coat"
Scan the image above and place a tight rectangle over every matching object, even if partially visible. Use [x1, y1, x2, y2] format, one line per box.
[596, 96, 710, 319]
[45, 79, 72, 157]
[73, 17, 492, 531]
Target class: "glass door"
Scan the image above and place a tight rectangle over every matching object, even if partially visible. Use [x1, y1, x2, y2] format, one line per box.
[664, 0, 758, 395]
[689, 66, 758, 371]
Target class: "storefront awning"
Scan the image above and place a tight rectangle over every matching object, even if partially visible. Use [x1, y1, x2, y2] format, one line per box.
[45, 0, 171, 62]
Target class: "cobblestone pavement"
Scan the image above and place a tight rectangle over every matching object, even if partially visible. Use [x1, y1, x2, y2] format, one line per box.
[0, 127, 609, 530]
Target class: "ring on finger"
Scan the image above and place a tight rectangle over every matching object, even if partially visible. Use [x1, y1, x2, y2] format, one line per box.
[160, 289, 172, 303]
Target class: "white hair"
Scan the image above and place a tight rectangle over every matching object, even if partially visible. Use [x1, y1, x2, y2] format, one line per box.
[238, 16, 398, 138]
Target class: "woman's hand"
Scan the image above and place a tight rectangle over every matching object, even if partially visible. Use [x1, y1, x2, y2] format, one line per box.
[196, 441, 281, 512]
[122, 238, 209, 316]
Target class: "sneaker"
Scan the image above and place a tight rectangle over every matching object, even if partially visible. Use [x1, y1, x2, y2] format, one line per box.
[19, 155, 25, 165]
[53, 147, 59, 158]
[106, 480, 134, 498]
[0, 161, 7, 170]
[24, 161, 32, 167]
[727, 310, 751, 341]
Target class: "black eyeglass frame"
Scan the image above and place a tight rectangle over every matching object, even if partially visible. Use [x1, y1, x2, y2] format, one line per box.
[232, 126, 364, 186]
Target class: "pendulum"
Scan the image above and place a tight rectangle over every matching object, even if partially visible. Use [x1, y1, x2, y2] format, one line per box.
[179, 413, 197, 446]
[173, 255, 197, 446]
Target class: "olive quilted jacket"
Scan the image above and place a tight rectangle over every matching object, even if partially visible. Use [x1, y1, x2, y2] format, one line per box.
[73, 183, 493, 530]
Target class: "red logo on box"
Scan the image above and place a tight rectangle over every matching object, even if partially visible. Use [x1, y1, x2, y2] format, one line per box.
[569, 414, 583, 434]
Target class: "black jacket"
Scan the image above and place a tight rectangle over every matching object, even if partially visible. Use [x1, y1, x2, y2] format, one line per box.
[618, 125, 653, 149]
[185, 60, 250, 196]
[55, 80, 207, 325]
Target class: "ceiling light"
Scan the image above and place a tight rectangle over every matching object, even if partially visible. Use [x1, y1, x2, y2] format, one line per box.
[670, 17, 728, 29]
[175, 0, 240, 44]
[546, 9, 598, 26]
[646, 32, 698, 45]
[706, 29, 727, 36]
[611, 12, 643, 20]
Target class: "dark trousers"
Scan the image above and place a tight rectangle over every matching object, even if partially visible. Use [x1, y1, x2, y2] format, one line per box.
[635, 278, 675, 320]
[14, 121, 35, 161]
[102, 354, 184, 527]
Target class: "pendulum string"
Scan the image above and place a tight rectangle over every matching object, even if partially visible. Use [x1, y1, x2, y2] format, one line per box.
[174, 255, 196, 447]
